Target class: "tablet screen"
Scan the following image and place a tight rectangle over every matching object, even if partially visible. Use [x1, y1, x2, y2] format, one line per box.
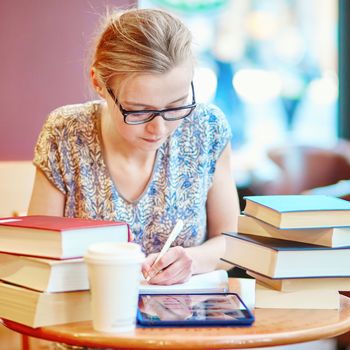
[137, 293, 254, 326]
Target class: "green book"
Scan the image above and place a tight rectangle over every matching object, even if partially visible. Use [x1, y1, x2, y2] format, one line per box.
[243, 195, 350, 229]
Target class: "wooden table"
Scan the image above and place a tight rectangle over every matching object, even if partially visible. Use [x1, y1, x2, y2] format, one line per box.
[2, 295, 350, 349]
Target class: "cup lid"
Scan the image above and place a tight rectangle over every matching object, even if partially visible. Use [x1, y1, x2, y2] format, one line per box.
[84, 242, 144, 264]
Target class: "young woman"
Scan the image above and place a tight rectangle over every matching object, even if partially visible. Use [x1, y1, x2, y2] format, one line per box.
[28, 8, 240, 287]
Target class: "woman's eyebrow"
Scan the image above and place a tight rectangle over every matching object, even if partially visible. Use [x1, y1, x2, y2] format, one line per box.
[123, 93, 189, 108]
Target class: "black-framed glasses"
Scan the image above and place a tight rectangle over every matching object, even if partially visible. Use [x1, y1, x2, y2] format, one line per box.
[106, 82, 197, 125]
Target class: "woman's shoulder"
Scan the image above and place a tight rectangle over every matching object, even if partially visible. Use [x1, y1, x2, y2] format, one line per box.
[182, 102, 230, 135]
[45, 100, 102, 130]
[174, 102, 231, 159]
[185, 102, 228, 126]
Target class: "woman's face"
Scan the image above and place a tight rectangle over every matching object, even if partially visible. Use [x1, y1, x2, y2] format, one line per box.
[105, 60, 194, 153]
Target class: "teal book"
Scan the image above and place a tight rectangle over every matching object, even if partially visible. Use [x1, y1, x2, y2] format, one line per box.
[243, 195, 350, 229]
[222, 232, 350, 279]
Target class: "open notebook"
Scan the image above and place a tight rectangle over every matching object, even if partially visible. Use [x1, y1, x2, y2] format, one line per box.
[139, 269, 229, 294]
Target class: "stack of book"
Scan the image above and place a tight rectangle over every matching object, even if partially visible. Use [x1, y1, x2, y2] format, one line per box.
[0, 215, 130, 327]
[0, 215, 236, 327]
[222, 195, 350, 309]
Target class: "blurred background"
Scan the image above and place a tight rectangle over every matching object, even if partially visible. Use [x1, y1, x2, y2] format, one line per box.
[138, 0, 347, 199]
[0, 0, 349, 203]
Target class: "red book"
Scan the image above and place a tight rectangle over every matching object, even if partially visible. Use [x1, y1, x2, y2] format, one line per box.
[0, 215, 130, 259]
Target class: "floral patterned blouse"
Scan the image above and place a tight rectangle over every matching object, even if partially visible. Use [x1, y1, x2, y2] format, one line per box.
[33, 101, 231, 255]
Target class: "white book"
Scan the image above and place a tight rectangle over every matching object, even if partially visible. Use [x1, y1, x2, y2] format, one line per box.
[248, 271, 350, 292]
[139, 270, 229, 294]
[0, 282, 91, 327]
[0, 253, 88, 292]
[255, 283, 340, 309]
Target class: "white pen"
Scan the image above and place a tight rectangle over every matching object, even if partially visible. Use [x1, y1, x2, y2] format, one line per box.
[146, 219, 184, 282]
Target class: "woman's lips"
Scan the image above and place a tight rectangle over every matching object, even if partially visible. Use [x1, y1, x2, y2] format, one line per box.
[142, 137, 162, 143]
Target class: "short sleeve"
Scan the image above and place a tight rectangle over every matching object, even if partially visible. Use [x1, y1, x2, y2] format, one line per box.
[174, 103, 232, 190]
[205, 103, 232, 162]
[33, 111, 67, 194]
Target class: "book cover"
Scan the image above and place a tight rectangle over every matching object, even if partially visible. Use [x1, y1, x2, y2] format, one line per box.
[238, 214, 350, 248]
[222, 232, 350, 278]
[0, 282, 91, 327]
[0, 215, 130, 259]
[255, 283, 339, 309]
[243, 195, 350, 229]
[248, 271, 350, 293]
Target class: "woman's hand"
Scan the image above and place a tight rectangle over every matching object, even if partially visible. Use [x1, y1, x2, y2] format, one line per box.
[142, 246, 194, 285]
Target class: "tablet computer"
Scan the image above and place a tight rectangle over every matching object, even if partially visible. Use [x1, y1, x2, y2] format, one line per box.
[137, 292, 254, 327]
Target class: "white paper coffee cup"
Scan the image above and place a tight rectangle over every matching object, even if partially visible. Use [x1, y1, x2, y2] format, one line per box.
[84, 242, 145, 333]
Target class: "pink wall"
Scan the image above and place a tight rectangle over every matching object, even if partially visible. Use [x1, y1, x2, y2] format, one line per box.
[0, 0, 136, 160]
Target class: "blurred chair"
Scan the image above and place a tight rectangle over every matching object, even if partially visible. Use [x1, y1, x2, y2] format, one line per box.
[0, 161, 34, 350]
[249, 140, 350, 199]
[0, 161, 35, 217]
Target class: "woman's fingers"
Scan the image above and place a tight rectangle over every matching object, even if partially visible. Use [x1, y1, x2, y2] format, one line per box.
[145, 246, 193, 285]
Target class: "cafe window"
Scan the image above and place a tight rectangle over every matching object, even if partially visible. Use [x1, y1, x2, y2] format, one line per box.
[139, 0, 338, 184]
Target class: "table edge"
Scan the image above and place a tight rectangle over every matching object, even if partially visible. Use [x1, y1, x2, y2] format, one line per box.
[2, 295, 350, 349]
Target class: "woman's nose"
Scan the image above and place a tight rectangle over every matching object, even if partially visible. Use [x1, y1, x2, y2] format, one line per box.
[146, 114, 167, 135]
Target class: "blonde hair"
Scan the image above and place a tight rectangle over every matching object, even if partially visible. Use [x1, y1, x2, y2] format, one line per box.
[91, 8, 193, 87]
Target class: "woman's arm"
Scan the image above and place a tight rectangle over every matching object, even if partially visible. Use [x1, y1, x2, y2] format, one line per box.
[28, 168, 65, 216]
[187, 142, 240, 273]
[143, 143, 240, 284]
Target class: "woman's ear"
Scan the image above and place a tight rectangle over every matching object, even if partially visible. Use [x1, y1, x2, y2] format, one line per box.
[90, 67, 106, 99]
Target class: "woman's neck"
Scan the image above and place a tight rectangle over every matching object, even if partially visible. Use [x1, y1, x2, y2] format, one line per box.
[98, 102, 158, 202]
